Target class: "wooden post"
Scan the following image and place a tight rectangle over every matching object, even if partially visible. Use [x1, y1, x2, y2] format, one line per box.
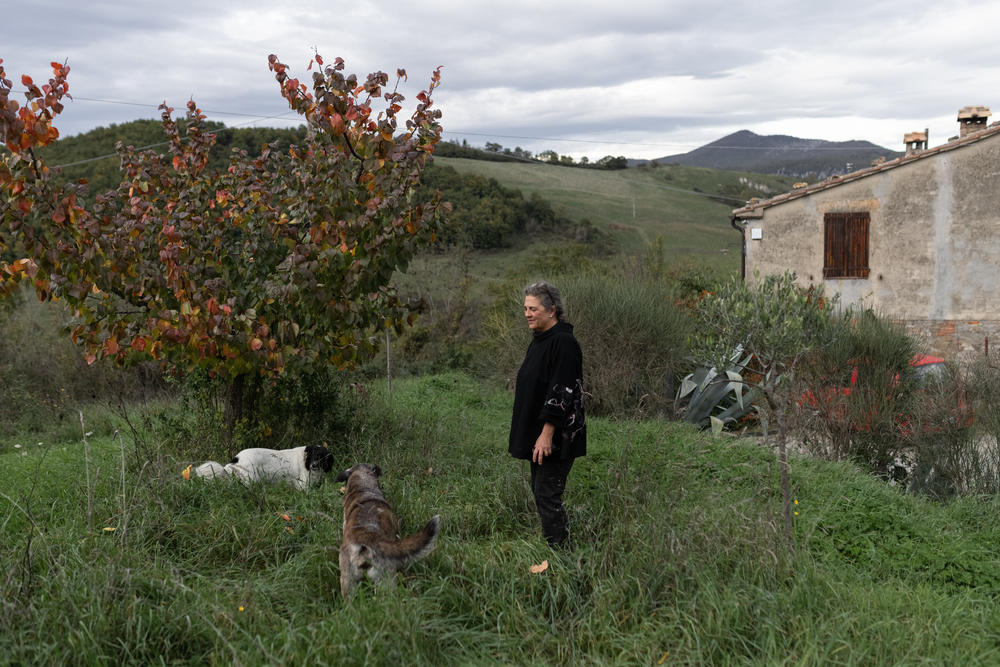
[386, 328, 392, 399]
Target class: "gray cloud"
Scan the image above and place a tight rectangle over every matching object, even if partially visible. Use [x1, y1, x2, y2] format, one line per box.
[5, 0, 1000, 160]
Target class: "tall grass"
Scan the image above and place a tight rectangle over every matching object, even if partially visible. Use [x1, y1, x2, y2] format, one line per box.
[6, 372, 1000, 664]
[485, 273, 693, 417]
[0, 291, 159, 444]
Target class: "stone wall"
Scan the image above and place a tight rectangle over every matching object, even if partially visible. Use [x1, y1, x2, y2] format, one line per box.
[899, 318, 1000, 362]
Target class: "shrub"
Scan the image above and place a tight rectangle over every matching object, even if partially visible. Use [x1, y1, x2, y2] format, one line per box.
[954, 356, 1000, 495]
[485, 273, 692, 417]
[903, 361, 978, 499]
[799, 310, 919, 472]
[150, 366, 360, 463]
[0, 290, 158, 439]
[798, 310, 980, 498]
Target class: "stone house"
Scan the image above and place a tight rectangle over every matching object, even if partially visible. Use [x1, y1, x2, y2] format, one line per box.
[730, 106, 1000, 359]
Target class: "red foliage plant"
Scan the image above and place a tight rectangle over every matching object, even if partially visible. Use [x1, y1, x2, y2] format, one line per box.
[0, 55, 450, 385]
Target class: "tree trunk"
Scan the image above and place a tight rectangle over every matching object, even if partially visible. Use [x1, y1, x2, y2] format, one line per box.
[224, 372, 260, 452]
[766, 388, 795, 551]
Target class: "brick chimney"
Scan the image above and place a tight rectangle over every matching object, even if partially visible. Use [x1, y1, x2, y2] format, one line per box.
[958, 105, 991, 138]
[904, 129, 928, 155]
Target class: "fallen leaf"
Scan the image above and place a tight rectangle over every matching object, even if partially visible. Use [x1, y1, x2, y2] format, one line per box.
[529, 560, 549, 574]
[285, 526, 294, 534]
[103, 527, 116, 532]
[279, 513, 291, 522]
[426, 467, 434, 474]
[338, 486, 346, 494]
[182, 465, 192, 480]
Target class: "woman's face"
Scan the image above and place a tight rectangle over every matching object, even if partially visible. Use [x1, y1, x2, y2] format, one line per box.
[524, 295, 557, 333]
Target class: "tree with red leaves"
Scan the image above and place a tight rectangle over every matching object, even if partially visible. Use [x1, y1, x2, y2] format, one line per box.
[0, 54, 449, 426]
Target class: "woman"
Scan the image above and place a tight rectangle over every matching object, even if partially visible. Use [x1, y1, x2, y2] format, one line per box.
[509, 281, 586, 548]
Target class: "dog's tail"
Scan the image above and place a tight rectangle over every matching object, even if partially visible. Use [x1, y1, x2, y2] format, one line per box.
[376, 515, 441, 568]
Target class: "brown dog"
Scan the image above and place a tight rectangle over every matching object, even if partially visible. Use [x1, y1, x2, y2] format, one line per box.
[335, 463, 441, 598]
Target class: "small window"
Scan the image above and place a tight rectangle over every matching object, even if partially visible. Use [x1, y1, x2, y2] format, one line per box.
[824, 212, 870, 278]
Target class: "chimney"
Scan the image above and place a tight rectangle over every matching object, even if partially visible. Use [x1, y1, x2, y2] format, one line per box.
[958, 105, 992, 138]
[903, 129, 928, 155]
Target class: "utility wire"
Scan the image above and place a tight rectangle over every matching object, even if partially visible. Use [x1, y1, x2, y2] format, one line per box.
[51, 106, 303, 168]
[25, 92, 857, 205]
[22, 89, 895, 155]
[444, 129, 892, 152]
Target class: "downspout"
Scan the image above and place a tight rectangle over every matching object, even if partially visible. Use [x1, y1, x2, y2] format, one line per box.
[730, 215, 746, 280]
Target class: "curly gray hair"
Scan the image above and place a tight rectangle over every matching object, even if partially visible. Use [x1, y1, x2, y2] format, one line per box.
[524, 281, 565, 321]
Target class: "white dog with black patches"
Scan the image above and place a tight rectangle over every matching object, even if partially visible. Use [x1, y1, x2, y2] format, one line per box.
[184, 445, 334, 490]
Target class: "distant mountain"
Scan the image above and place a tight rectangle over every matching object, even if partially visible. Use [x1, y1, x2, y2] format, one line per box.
[643, 130, 901, 179]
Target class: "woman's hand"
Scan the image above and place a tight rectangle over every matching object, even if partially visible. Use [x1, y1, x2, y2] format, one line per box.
[532, 423, 556, 464]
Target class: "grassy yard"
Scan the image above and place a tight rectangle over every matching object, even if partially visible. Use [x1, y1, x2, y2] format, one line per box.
[4, 373, 1000, 664]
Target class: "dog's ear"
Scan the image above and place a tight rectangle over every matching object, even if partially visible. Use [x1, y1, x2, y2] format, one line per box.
[370, 464, 382, 478]
[319, 449, 334, 472]
[335, 466, 354, 483]
[305, 445, 335, 472]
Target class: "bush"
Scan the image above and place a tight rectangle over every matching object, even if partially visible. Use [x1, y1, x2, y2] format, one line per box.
[954, 356, 1000, 495]
[0, 290, 159, 440]
[903, 361, 978, 499]
[800, 310, 919, 472]
[150, 367, 361, 463]
[485, 273, 692, 417]
[798, 310, 980, 498]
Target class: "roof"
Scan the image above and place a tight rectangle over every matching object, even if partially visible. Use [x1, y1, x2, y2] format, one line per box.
[731, 121, 1000, 219]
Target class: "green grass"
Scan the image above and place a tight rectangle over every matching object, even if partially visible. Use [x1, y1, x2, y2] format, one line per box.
[5, 372, 1000, 664]
[434, 157, 795, 260]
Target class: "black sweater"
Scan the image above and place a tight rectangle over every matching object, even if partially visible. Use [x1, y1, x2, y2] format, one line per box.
[508, 321, 586, 461]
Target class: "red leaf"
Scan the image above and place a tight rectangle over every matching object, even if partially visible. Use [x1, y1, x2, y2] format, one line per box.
[330, 113, 345, 135]
[21, 75, 33, 87]
[104, 337, 120, 356]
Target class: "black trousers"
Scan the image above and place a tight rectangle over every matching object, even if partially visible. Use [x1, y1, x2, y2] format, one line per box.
[529, 457, 574, 547]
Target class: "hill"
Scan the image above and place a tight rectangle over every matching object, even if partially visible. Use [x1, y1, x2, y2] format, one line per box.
[36, 118, 800, 263]
[37, 119, 308, 195]
[647, 129, 901, 179]
[434, 156, 797, 257]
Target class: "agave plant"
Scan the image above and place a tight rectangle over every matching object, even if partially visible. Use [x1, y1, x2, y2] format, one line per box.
[675, 346, 762, 435]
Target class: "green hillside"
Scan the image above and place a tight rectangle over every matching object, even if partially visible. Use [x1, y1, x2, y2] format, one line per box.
[435, 156, 796, 260]
[34, 118, 799, 268]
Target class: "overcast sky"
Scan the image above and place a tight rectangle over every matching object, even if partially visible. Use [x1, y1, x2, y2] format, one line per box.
[6, 0, 1000, 161]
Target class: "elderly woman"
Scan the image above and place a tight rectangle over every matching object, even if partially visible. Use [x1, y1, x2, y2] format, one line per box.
[509, 281, 586, 548]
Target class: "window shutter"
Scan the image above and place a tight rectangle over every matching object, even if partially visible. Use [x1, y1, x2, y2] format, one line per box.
[823, 212, 870, 278]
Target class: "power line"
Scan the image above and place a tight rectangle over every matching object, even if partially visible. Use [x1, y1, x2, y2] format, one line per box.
[443, 129, 893, 152]
[20, 89, 896, 154]
[51, 106, 304, 168]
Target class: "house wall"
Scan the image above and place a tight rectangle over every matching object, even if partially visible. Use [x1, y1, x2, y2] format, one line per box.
[740, 133, 1000, 359]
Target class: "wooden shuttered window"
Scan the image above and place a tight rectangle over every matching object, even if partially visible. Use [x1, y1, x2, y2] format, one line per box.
[823, 211, 870, 278]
